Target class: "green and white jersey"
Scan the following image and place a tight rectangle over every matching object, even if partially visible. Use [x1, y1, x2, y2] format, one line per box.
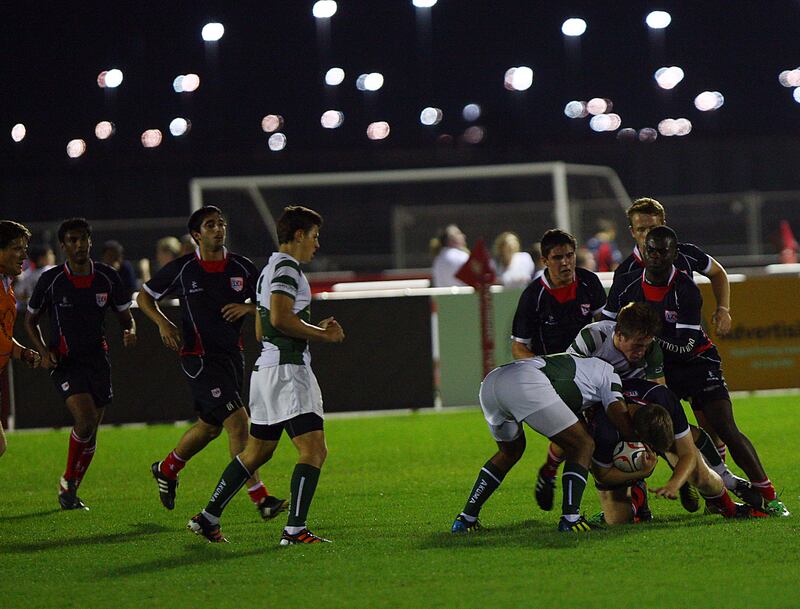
[255, 252, 311, 367]
[530, 354, 623, 414]
[567, 320, 664, 381]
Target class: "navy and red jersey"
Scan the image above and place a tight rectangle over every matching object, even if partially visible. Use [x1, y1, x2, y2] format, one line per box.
[27, 261, 131, 357]
[602, 266, 712, 364]
[615, 242, 712, 279]
[142, 249, 257, 357]
[511, 267, 607, 355]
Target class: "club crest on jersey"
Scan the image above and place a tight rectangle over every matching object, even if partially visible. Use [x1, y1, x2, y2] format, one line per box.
[580, 303, 591, 316]
[95, 292, 108, 307]
[211, 387, 222, 398]
[230, 277, 244, 292]
[61, 381, 70, 391]
[664, 310, 678, 323]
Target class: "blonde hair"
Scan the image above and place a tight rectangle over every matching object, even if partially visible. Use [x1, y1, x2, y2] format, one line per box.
[627, 198, 666, 225]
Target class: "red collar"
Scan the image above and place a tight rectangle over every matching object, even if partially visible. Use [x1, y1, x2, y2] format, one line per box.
[632, 245, 644, 267]
[540, 272, 577, 304]
[64, 261, 95, 288]
[195, 248, 228, 273]
[642, 267, 677, 302]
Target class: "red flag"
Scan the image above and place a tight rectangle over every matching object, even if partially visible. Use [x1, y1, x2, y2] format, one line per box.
[455, 238, 496, 288]
[780, 220, 798, 264]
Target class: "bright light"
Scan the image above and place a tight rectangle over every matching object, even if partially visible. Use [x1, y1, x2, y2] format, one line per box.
[589, 114, 612, 132]
[505, 66, 533, 91]
[11, 123, 26, 142]
[105, 69, 123, 88]
[412, 0, 437, 7]
[462, 103, 481, 121]
[173, 75, 185, 92]
[364, 72, 384, 91]
[367, 121, 390, 140]
[320, 110, 344, 129]
[674, 118, 692, 136]
[325, 67, 345, 86]
[564, 100, 587, 119]
[586, 98, 608, 115]
[646, 11, 672, 29]
[420, 107, 443, 126]
[268, 133, 286, 151]
[654, 66, 684, 89]
[793, 88, 800, 104]
[95, 121, 115, 140]
[97, 71, 107, 88]
[617, 128, 637, 141]
[462, 126, 485, 144]
[638, 128, 658, 143]
[561, 18, 587, 37]
[182, 74, 200, 92]
[778, 70, 791, 87]
[312, 1, 337, 18]
[356, 74, 368, 91]
[694, 91, 724, 111]
[607, 113, 621, 130]
[202, 23, 224, 42]
[66, 139, 86, 158]
[261, 115, 284, 133]
[169, 118, 191, 136]
[141, 129, 163, 148]
[784, 69, 800, 87]
[658, 118, 677, 136]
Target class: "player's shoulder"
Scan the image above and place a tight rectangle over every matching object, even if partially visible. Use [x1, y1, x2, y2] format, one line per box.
[576, 267, 602, 286]
[614, 253, 637, 275]
[93, 261, 121, 277]
[585, 318, 616, 336]
[38, 264, 64, 281]
[677, 242, 708, 257]
[228, 252, 257, 273]
[612, 267, 643, 291]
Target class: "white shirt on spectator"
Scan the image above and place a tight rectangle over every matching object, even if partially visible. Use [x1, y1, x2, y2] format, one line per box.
[497, 252, 535, 288]
[432, 247, 470, 287]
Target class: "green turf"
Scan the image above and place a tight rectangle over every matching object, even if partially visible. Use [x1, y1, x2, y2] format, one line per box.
[1, 394, 798, 609]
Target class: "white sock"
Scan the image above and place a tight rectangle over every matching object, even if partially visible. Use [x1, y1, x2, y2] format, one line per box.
[284, 525, 306, 535]
[459, 513, 477, 523]
[201, 509, 220, 525]
[562, 514, 580, 523]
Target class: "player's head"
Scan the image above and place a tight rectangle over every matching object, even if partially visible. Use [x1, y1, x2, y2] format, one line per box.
[613, 302, 661, 364]
[0, 220, 32, 277]
[277, 206, 323, 263]
[540, 229, 577, 287]
[101, 240, 124, 268]
[188, 206, 226, 251]
[28, 243, 55, 268]
[57, 218, 92, 265]
[493, 231, 520, 262]
[627, 197, 666, 252]
[631, 402, 674, 453]
[643, 225, 678, 276]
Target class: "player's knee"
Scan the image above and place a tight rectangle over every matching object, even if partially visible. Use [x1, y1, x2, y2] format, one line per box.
[0, 439, 6, 457]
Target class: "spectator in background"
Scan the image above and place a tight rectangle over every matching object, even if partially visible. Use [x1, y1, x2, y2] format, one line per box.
[14, 243, 56, 310]
[101, 240, 138, 293]
[493, 231, 535, 288]
[180, 233, 196, 256]
[576, 246, 597, 272]
[431, 225, 470, 287]
[586, 218, 622, 272]
[529, 242, 544, 279]
[139, 236, 183, 284]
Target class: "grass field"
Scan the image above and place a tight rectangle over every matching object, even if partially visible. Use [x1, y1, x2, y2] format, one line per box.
[1, 394, 798, 609]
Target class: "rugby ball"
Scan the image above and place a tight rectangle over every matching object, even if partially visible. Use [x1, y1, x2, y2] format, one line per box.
[612, 441, 648, 473]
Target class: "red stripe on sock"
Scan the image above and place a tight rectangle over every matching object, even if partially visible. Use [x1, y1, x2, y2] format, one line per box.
[750, 478, 776, 501]
[160, 450, 187, 479]
[64, 431, 90, 481]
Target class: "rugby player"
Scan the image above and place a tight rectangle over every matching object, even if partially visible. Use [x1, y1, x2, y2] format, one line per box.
[25, 218, 135, 509]
[139, 206, 287, 520]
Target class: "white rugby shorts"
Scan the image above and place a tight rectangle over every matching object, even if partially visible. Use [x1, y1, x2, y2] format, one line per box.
[249, 363, 323, 426]
[479, 362, 579, 440]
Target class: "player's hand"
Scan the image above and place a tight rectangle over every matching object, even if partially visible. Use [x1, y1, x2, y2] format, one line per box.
[641, 449, 658, 475]
[221, 303, 253, 322]
[649, 482, 679, 500]
[712, 307, 732, 336]
[123, 329, 137, 348]
[158, 320, 182, 351]
[21, 348, 41, 368]
[38, 349, 58, 370]
[321, 318, 345, 343]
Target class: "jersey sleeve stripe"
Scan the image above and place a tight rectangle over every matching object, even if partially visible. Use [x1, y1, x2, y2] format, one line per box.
[675, 323, 701, 330]
[141, 283, 162, 300]
[271, 289, 296, 300]
[272, 275, 298, 289]
[568, 340, 586, 356]
[275, 259, 301, 273]
[580, 328, 596, 352]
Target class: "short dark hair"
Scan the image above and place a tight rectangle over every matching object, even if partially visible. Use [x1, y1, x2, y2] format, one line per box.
[277, 206, 323, 244]
[187, 206, 224, 237]
[627, 197, 666, 225]
[540, 229, 577, 258]
[0, 220, 32, 249]
[57, 218, 91, 244]
[616, 302, 661, 339]
[102, 240, 124, 257]
[28, 243, 51, 263]
[646, 225, 678, 244]
[632, 403, 674, 453]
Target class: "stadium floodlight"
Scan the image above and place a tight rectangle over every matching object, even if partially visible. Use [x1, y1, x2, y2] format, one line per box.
[462, 126, 485, 144]
[638, 127, 657, 142]
[462, 103, 481, 121]
[617, 127, 637, 141]
[104, 69, 123, 88]
[561, 18, 587, 37]
[366, 121, 390, 140]
[320, 110, 344, 129]
[202, 23, 224, 42]
[794, 88, 800, 104]
[173, 75, 185, 93]
[363, 72, 384, 91]
[169, 118, 191, 136]
[505, 66, 533, 91]
[141, 129, 163, 148]
[181, 74, 200, 92]
[412, 0, 437, 7]
[312, 1, 337, 19]
[694, 91, 724, 111]
[674, 118, 692, 136]
[564, 100, 587, 118]
[96, 71, 107, 88]
[66, 139, 86, 158]
[589, 114, 612, 132]
[646, 11, 671, 29]
[11, 123, 26, 142]
[781, 69, 800, 87]
[268, 132, 287, 151]
[261, 114, 284, 133]
[420, 107, 443, 126]
[325, 67, 345, 86]
[586, 98, 608, 115]
[95, 121, 115, 140]
[654, 66, 684, 89]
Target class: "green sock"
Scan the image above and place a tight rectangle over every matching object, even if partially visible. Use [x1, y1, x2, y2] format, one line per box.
[695, 427, 723, 467]
[204, 457, 251, 518]
[287, 463, 321, 527]
[561, 462, 588, 517]
[462, 460, 506, 518]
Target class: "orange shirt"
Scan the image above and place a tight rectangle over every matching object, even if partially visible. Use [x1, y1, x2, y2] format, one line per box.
[0, 276, 17, 371]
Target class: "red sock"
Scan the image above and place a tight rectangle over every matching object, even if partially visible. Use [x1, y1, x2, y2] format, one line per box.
[706, 490, 737, 517]
[74, 436, 97, 487]
[541, 444, 565, 478]
[247, 481, 269, 504]
[716, 444, 727, 462]
[750, 478, 776, 501]
[64, 430, 91, 482]
[160, 450, 187, 479]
